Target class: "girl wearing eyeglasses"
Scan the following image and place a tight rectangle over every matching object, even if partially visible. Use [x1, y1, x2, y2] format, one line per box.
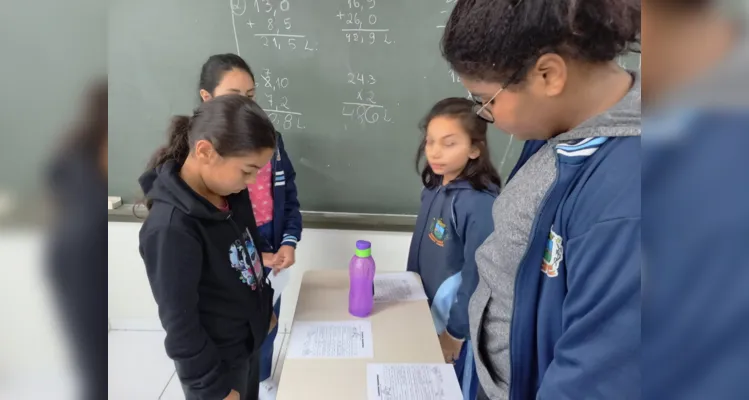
[407, 97, 501, 400]
[441, 0, 641, 399]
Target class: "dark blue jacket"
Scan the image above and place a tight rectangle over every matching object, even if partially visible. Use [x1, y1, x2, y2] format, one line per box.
[407, 179, 498, 340]
[260, 132, 302, 251]
[509, 137, 641, 400]
[642, 109, 749, 400]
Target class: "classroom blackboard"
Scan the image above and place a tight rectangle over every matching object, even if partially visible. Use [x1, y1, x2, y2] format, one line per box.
[109, 0, 640, 215]
[0, 0, 106, 198]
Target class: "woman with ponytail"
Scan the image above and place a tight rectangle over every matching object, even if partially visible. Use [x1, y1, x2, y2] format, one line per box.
[138, 94, 278, 400]
[196, 54, 303, 399]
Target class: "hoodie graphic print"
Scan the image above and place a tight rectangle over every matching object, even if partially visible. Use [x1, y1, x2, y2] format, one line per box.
[229, 227, 264, 289]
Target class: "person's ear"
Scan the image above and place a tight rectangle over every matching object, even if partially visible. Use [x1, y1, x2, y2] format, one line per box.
[199, 89, 213, 102]
[469, 144, 481, 160]
[194, 139, 217, 164]
[531, 53, 567, 97]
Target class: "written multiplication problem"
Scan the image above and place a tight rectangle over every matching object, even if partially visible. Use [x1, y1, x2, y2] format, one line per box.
[336, 0, 393, 45]
[260, 69, 306, 131]
[341, 72, 393, 126]
[240, 0, 317, 51]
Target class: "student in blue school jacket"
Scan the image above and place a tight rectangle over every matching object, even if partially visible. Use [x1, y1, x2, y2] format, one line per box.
[407, 98, 501, 400]
[441, 0, 642, 400]
[441, 1, 641, 398]
[196, 53, 302, 398]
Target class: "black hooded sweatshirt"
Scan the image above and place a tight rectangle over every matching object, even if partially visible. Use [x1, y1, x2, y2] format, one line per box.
[138, 160, 274, 399]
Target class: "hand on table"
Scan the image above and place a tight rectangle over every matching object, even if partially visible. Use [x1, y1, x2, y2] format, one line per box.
[438, 330, 465, 364]
[224, 389, 240, 400]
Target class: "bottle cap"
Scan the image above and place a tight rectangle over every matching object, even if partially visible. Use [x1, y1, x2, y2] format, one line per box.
[355, 240, 372, 257]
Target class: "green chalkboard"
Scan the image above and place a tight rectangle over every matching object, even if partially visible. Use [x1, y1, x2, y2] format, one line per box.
[0, 0, 106, 196]
[109, 0, 640, 214]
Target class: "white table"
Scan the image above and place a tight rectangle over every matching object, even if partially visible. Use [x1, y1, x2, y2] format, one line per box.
[277, 270, 444, 399]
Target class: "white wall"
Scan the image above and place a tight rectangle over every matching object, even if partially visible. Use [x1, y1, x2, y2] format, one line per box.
[0, 228, 78, 398]
[108, 222, 413, 331]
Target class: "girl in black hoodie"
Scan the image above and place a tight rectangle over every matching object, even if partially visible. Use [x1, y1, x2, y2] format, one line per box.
[139, 95, 277, 400]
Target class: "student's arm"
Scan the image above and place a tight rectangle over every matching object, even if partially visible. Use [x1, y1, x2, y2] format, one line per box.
[536, 217, 641, 400]
[277, 133, 302, 248]
[445, 194, 496, 340]
[140, 227, 231, 399]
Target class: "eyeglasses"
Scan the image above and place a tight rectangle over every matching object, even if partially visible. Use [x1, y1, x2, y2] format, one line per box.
[471, 86, 504, 123]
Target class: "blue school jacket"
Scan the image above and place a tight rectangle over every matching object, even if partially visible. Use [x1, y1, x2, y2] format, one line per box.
[407, 179, 498, 340]
[508, 137, 641, 400]
[642, 108, 749, 400]
[263, 132, 302, 250]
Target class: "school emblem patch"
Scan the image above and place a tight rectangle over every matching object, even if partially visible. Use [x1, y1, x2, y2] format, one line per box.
[428, 218, 447, 247]
[541, 228, 563, 278]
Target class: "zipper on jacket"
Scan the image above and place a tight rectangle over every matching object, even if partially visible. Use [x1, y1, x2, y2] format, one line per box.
[507, 155, 560, 400]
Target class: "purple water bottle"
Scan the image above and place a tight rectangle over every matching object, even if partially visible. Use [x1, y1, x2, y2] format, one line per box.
[349, 240, 376, 317]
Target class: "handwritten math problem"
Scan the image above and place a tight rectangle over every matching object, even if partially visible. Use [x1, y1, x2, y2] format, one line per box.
[236, 0, 318, 52]
[228, 0, 497, 133]
[337, 0, 393, 45]
[341, 71, 394, 127]
[259, 68, 306, 131]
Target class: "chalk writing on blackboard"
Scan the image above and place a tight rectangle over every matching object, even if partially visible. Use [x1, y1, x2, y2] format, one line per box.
[341, 72, 394, 126]
[337, 0, 393, 45]
[436, 0, 456, 29]
[235, 0, 318, 52]
[260, 69, 306, 131]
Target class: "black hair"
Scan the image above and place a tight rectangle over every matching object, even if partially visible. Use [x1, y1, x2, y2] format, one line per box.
[144, 94, 276, 208]
[441, 0, 641, 85]
[199, 53, 255, 102]
[416, 98, 502, 192]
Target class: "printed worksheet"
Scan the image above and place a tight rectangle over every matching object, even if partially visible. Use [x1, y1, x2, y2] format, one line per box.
[374, 273, 427, 303]
[367, 364, 462, 400]
[287, 320, 374, 359]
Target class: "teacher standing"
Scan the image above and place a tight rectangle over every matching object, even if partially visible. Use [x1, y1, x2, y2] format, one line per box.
[441, 0, 641, 399]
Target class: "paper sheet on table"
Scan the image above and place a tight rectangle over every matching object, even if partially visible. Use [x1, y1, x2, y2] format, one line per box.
[374, 273, 427, 303]
[367, 364, 462, 400]
[267, 268, 290, 305]
[287, 320, 374, 359]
